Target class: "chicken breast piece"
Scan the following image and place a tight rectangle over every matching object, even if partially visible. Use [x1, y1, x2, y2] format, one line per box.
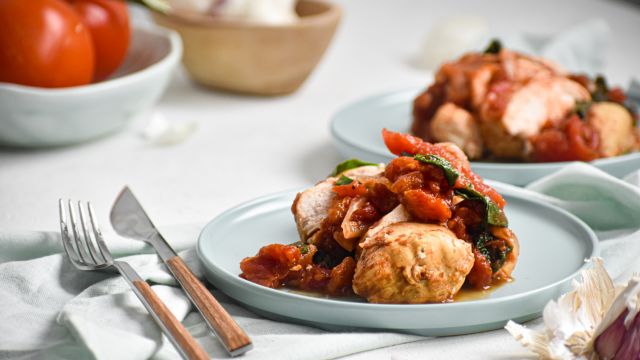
[339, 197, 370, 251]
[478, 77, 590, 159]
[356, 204, 411, 258]
[479, 121, 529, 160]
[500, 77, 591, 138]
[429, 103, 484, 159]
[500, 50, 561, 83]
[469, 63, 499, 109]
[353, 222, 474, 303]
[292, 165, 384, 242]
[587, 102, 637, 157]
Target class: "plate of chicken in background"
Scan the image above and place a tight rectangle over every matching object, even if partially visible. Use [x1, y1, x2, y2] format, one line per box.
[198, 131, 598, 336]
[330, 41, 640, 185]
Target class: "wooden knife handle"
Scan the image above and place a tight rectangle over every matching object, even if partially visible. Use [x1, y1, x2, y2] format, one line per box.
[166, 256, 252, 356]
[133, 280, 210, 360]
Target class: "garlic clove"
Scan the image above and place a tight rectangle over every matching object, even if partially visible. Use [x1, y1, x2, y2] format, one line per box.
[614, 311, 640, 360]
[506, 259, 639, 359]
[594, 310, 628, 359]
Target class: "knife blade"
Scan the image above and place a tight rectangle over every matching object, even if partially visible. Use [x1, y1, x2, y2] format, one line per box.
[110, 186, 252, 357]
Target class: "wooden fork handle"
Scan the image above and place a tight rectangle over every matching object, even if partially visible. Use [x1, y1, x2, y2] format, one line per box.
[166, 256, 252, 356]
[133, 280, 210, 360]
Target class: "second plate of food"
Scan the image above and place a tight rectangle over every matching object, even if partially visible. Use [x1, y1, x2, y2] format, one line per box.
[198, 185, 598, 336]
[330, 88, 640, 185]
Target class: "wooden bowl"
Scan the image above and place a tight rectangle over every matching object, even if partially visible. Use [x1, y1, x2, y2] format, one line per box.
[153, 0, 341, 96]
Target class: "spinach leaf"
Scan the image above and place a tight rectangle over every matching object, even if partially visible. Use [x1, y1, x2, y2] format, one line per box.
[474, 232, 512, 272]
[292, 241, 310, 255]
[475, 231, 492, 259]
[574, 100, 592, 120]
[335, 175, 354, 186]
[484, 39, 502, 54]
[592, 75, 609, 102]
[491, 245, 512, 273]
[455, 187, 508, 227]
[333, 159, 378, 176]
[414, 154, 459, 186]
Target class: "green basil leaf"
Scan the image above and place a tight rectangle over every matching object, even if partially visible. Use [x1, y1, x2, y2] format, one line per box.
[475, 231, 492, 260]
[491, 245, 512, 273]
[335, 175, 354, 186]
[592, 75, 609, 102]
[455, 187, 508, 227]
[333, 159, 378, 176]
[414, 154, 459, 186]
[292, 241, 309, 255]
[574, 100, 592, 120]
[484, 39, 502, 54]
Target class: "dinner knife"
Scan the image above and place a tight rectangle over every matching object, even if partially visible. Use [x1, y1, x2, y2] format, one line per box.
[109, 186, 252, 357]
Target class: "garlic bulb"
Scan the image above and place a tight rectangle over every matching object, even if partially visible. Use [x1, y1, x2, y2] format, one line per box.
[142, 0, 299, 25]
[506, 258, 640, 359]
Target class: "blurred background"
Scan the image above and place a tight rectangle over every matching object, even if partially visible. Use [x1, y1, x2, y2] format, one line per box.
[0, 0, 639, 230]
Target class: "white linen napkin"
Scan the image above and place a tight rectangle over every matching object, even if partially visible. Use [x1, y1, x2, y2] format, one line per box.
[1, 164, 640, 360]
[419, 18, 611, 76]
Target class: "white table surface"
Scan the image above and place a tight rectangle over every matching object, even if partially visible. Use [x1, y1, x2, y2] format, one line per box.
[1, 0, 639, 358]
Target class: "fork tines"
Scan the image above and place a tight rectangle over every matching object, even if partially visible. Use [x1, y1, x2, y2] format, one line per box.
[59, 200, 111, 270]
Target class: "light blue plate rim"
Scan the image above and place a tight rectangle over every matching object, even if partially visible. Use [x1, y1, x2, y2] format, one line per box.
[329, 88, 640, 170]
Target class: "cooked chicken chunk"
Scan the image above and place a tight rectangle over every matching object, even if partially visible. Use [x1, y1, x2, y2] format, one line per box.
[292, 165, 384, 242]
[499, 77, 591, 138]
[479, 121, 528, 160]
[479, 77, 590, 159]
[339, 197, 369, 250]
[429, 103, 484, 159]
[500, 51, 561, 83]
[356, 204, 411, 258]
[292, 179, 334, 242]
[352, 222, 474, 303]
[587, 102, 637, 157]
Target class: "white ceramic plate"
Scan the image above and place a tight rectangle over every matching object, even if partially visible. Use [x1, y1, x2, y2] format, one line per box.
[197, 186, 598, 336]
[330, 88, 640, 185]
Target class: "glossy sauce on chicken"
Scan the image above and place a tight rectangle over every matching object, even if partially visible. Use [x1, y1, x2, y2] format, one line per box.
[240, 131, 518, 301]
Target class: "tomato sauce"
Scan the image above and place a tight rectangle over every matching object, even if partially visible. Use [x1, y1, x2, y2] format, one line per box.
[382, 129, 506, 208]
[240, 243, 356, 296]
[531, 114, 600, 162]
[241, 131, 511, 294]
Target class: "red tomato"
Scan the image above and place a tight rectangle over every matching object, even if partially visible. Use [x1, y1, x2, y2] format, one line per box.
[531, 115, 600, 162]
[0, 0, 95, 88]
[69, 0, 130, 81]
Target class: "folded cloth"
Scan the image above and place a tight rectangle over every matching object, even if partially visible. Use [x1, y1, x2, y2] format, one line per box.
[503, 18, 610, 76]
[420, 18, 610, 75]
[1, 164, 639, 360]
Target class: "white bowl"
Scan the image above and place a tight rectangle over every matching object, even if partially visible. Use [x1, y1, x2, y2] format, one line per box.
[0, 25, 182, 147]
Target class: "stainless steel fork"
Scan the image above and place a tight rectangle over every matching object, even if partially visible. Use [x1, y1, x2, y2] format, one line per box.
[59, 200, 210, 360]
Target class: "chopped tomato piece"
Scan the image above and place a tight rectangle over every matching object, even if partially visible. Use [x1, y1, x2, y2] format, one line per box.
[382, 129, 506, 208]
[239, 244, 302, 288]
[531, 115, 599, 162]
[402, 189, 452, 223]
[333, 181, 367, 197]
